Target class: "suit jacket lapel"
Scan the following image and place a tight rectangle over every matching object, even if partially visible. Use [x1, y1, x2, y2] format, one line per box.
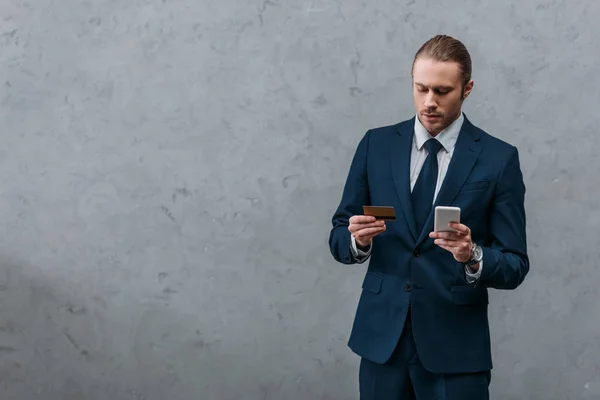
[415, 116, 483, 246]
[390, 118, 418, 241]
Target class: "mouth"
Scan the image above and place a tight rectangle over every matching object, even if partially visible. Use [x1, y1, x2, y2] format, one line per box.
[423, 113, 442, 120]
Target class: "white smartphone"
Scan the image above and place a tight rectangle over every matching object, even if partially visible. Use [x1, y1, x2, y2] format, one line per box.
[434, 206, 461, 232]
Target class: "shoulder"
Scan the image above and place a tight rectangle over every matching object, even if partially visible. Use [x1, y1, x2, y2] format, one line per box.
[360, 117, 415, 144]
[465, 117, 520, 159]
[368, 117, 414, 135]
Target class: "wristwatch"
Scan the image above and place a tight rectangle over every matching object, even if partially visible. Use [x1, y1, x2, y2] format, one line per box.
[465, 243, 483, 266]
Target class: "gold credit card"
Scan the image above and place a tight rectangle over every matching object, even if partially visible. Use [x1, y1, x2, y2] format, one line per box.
[363, 206, 396, 221]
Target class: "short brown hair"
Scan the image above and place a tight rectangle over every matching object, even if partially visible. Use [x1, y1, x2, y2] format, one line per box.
[412, 35, 472, 87]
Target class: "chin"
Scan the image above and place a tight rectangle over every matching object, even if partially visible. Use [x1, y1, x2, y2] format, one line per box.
[424, 122, 443, 135]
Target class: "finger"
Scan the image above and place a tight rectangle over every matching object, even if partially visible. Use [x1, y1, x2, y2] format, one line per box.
[448, 222, 470, 235]
[355, 226, 386, 237]
[360, 233, 385, 243]
[354, 226, 386, 239]
[349, 220, 384, 229]
[350, 215, 377, 224]
[430, 232, 462, 240]
[361, 221, 386, 228]
[362, 228, 387, 240]
[434, 239, 461, 248]
[349, 221, 385, 233]
[435, 244, 455, 253]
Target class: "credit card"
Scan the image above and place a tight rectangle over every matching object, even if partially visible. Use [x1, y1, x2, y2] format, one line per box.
[363, 205, 396, 221]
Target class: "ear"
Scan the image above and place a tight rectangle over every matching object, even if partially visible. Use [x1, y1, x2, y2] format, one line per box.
[462, 79, 474, 99]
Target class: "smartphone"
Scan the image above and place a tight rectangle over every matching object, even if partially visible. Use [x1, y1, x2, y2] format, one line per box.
[363, 205, 396, 221]
[434, 206, 461, 232]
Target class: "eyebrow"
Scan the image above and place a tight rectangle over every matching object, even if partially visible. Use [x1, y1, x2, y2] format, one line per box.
[414, 82, 454, 91]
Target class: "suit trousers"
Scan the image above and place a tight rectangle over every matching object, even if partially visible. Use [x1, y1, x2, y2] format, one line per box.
[358, 308, 491, 400]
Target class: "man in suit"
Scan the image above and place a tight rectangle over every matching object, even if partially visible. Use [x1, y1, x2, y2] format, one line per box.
[328, 35, 529, 399]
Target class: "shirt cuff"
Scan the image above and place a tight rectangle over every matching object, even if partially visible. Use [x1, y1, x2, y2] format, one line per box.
[465, 258, 483, 283]
[350, 235, 372, 262]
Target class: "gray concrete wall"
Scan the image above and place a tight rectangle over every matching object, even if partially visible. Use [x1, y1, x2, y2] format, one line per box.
[0, 0, 598, 399]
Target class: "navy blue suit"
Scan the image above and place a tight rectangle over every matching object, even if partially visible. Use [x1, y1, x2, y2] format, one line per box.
[329, 115, 529, 397]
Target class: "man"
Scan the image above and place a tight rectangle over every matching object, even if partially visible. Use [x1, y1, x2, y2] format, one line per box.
[328, 35, 529, 399]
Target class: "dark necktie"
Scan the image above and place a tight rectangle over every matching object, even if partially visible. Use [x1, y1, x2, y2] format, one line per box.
[412, 138, 443, 233]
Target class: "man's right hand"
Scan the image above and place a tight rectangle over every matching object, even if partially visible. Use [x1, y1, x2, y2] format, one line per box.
[348, 215, 386, 249]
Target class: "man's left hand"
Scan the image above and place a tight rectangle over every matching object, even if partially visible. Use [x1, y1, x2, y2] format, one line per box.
[429, 222, 475, 266]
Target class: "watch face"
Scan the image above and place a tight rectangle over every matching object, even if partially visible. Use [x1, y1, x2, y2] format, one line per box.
[473, 245, 483, 260]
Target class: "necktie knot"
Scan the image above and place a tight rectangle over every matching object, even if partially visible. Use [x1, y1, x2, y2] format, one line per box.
[424, 138, 443, 155]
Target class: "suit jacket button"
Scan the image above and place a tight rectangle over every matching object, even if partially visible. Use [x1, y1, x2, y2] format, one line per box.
[413, 250, 420, 257]
[404, 284, 412, 292]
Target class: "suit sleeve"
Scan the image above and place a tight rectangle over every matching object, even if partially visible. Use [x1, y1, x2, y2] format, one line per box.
[479, 146, 529, 289]
[328, 130, 371, 264]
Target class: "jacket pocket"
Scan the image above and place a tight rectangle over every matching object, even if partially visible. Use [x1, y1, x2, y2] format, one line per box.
[451, 285, 488, 305]
[362, 272, 383, 294]
[460, 180, 490, 192]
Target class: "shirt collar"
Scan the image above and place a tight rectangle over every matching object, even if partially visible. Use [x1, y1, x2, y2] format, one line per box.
[413, 112, 464, 153]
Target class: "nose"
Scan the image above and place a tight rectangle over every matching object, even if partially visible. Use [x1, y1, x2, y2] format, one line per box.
[424, 92, 437, 109]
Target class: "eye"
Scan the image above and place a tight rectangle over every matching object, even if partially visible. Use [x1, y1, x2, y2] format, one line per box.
[435, 89, 449, 95]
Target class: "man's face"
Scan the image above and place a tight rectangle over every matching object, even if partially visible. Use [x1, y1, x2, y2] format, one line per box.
[412, 57, 473, 135]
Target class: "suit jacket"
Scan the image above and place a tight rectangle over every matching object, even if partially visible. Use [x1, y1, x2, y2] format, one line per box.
[328, 115, 529, 374]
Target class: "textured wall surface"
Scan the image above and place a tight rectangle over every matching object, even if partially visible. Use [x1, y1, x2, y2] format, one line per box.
[0, 0, 598, 399]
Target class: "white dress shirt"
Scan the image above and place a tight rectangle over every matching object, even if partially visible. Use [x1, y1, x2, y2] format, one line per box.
[350, 112, 482, 282]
